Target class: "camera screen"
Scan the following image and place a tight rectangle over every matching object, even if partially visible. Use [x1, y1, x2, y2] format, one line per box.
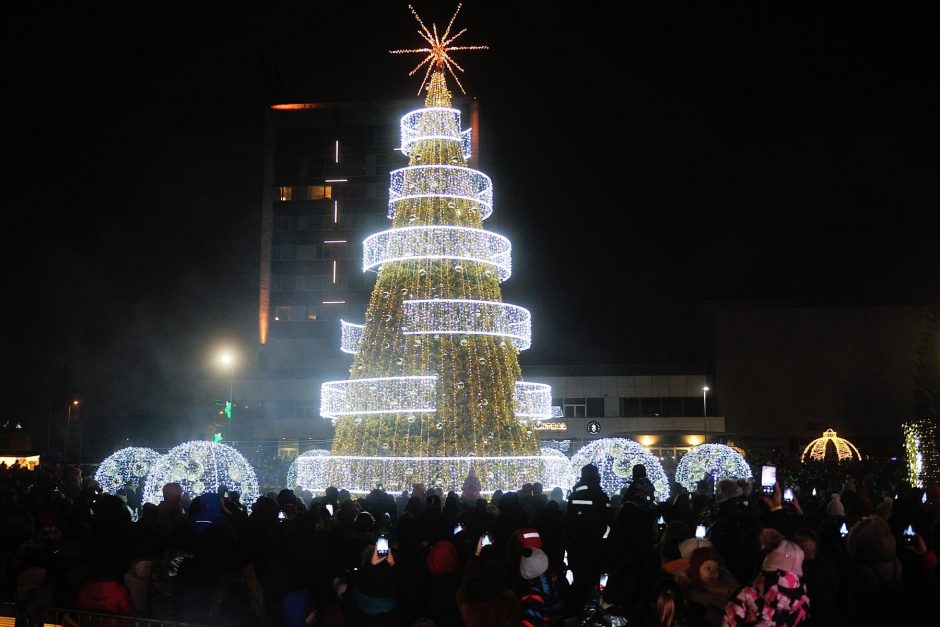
[599, 573, 608, 590]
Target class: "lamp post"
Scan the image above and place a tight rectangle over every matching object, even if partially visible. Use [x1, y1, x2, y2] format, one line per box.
[218, 351, 236, 439]
[65, 399, 79, 456]
[702, 386, 709, 443]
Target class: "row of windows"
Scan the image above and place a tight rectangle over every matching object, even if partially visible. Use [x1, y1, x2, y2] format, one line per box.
[273, 244, 351, 261]
[548, 397, 714, 418]
[274, 213, 384, 232]
[272, 274, 373, 292]
[277, 183, 381, 201]
[273, 304, 354, 322]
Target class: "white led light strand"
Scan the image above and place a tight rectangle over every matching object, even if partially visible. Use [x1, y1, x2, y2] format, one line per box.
[340, 319, 365, 354]
[142, 441, 259, 510]
[539, 447, 573, 490]
[514, 381, 554, 420]
[388, 165, 493, 220]
[320, 375, 438, 420]
[569, 438, 670, 500]
[674, 443, 752, 493]
[362, 226, 511, 280]
[400, 107, 472, 160]
[95, 447, 161, 496]
[286, 449, 332, 492]
[401, 299, 531, 349]
[312, 453, 565, 495]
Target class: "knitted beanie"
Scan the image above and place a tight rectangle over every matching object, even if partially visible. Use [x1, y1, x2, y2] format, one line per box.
[762, 540, 804, 576]
[519, 547, 549, 580]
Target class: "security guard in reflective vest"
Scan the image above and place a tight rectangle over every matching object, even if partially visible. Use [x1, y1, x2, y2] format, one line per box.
[564, 463, 612, 612]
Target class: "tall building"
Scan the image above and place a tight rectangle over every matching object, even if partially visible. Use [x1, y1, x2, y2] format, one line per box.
[229, 97, 478, 451]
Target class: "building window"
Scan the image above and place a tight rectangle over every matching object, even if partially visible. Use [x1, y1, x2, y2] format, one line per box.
[273, 305, 295, 321]
[563, 397, 586, 418]
[278, 186, 293, 201]
[662, 397, 683, 417]
[305, 185, 332, 200]
[586, 398, 605, 417]
[639, 397, 662, 417]
[620, 398, 641, 417]
[293, 402, 318, 420]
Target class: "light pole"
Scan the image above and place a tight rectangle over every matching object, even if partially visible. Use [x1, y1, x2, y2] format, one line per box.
[65, 400, 79, 456]
[218, 351, 236, 438]
[702, 386, 709, 443]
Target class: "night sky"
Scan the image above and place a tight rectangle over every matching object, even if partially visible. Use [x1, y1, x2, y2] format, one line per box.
[5, 2, 940, 425]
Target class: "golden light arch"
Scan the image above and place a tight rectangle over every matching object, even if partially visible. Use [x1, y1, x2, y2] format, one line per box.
[801, 428, 861, 463]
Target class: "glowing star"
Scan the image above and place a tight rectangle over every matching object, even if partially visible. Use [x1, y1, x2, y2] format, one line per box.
[800, 428, 862, 463]
[390, 3, 489, 95]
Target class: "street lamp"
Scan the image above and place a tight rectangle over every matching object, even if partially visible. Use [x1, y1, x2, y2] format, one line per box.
[65, 399, 79, 455]
[702, 386, 710, 443]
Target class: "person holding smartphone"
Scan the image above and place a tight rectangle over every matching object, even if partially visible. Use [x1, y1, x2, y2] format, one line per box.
[346, 531, 403, 624]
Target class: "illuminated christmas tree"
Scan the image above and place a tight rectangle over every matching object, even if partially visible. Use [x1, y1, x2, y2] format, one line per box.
[317, 5, 554, 493]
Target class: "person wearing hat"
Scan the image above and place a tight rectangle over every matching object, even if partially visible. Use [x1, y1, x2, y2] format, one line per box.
[420, 540, 464, 627]
[673, 546, 737, 626]
[723, 538, 809, 626]
[513, 547, 563, 627]
[565, 463, 612, 613]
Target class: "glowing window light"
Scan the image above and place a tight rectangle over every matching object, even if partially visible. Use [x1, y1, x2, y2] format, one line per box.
[514, 381, 553, 420]
[311, 453, 561, 494]
[334, 200, 339, 223]
[324, 240, 347, 244]
[286, 449, 332, 492]
[332, 260, 337, 284]
[340, 319, 364, 354]
[362, 226, 511, 281]
[326, 178, 348, 183]
[142, 441, 259, 510]
[674, 443, 752, 493]
[320, 375, 438, 420]
[388, 165, 493, 220]
[569, 438, 670, 500]
[94, 446, 161, 496]
[399, 107, 472, 160]
[335, 140, 340, 163]
[401, 299, 531, 350]
[323, 300, 346, 304]
[800, 428, 862, 463]
[539, 447, 572, 490]
[903, 419, 939, 489]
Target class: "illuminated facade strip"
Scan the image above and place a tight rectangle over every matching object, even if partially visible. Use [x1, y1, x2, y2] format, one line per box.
[401, 299, 531, 350]
[362, 226, 511, 281]
[388, 165, 493, 220]
[340, 320, 364, 354]
[514, 381, 553, 420]
[320, 375, 438, 420]
[399, 107, 472, 160]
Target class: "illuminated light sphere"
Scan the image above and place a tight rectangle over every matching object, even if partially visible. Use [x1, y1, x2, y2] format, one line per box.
[801, 428, 862, 463]
[142, 441, 259, 509]
[286, 449, 333, 492]
[674, 443, 752, 493]
[903, 419, 940, 489]
[569, 438, 670, 499]
[362, 226, 511, 281]
[94, 447, 161, 495]
[539, 447, 571, 490]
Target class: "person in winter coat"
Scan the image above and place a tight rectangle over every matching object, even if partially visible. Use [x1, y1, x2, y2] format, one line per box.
[513, 546, 563, 627]
[565, 463, 611, 613]
[723, 539, 809, 627]
[457, 536, 523, 627]
[674, 547, 737, 627]
[420, 540, 465, 627]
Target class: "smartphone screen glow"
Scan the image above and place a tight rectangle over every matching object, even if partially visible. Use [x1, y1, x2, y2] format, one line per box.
[695, 524, 707, 539]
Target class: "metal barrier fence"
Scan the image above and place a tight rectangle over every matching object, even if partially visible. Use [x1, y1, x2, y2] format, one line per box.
[0, 603, 209, 627]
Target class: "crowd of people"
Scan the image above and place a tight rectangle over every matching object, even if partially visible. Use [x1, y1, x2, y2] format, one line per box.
[1, 455, 938, 627]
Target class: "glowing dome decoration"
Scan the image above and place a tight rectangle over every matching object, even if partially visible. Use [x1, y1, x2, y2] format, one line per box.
[801, 428, 862, 463]
[569, 438, 670, 500]
[94, 447, 161, 495]
[674, 444, 752, 493]
[142, 441, 259, 508]
[539, 447, 572, 490]
[286, 449, 333, 492]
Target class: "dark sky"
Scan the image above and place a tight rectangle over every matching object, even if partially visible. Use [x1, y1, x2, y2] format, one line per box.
[5, 2, 940, 422]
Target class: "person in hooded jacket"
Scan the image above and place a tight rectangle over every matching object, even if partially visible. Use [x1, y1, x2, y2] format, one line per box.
[565, 463, 611, 614]
[723, 539, 809, 627]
